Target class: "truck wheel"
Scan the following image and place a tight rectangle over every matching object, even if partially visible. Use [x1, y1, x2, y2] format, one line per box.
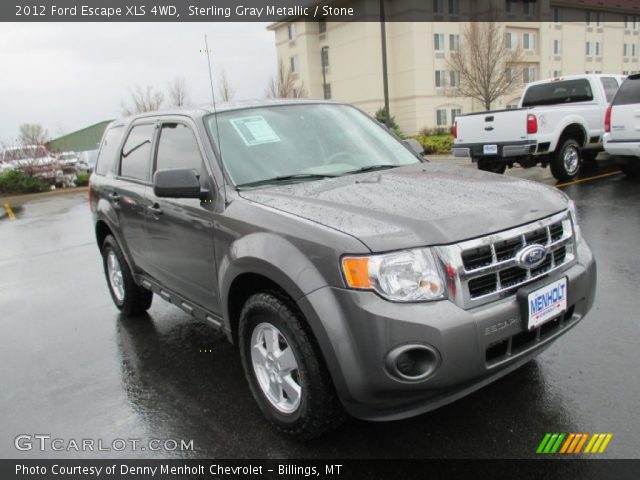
[620, 160, 640, 178]
[551, 139, 582, 181]
[101, 235, 153, 316]
[239, 292, 345, 440]
[477, 158, 506, 174]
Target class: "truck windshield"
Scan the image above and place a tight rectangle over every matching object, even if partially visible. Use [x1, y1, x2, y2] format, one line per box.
[522, 79, 594, 107]
[204, 104, 419, 187]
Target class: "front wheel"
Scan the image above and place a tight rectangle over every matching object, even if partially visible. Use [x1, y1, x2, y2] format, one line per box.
[551, 139, 582, 181]
[101, 235, 153, 316]
[239, 292, 345, 440]
[476, 158, 507, 174]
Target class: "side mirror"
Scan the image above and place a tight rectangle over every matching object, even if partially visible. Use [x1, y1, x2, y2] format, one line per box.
[403, 138, 425, 157]
[153, 168, 206, 199]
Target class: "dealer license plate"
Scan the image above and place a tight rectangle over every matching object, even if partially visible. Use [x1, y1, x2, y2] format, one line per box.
[483, 144, 498, 155]
[527, 277, 567, 330]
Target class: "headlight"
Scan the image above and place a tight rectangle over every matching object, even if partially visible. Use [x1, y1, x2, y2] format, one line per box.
[341, 248, 446, 302]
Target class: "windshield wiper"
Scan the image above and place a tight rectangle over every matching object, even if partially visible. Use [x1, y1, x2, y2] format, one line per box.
[236, 173, 339, 189]
[340, 164, 400, 175]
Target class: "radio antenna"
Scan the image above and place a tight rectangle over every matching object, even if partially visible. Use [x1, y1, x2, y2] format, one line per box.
[204, 34, 228, 205]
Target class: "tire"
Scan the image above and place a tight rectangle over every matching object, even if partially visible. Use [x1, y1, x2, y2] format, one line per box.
[476, 158, 507, 174]
[239, 292, 345, 440]
[551, 139, 582, 181]
[101, 235, 153, 316]
[620, 160, 640, 178]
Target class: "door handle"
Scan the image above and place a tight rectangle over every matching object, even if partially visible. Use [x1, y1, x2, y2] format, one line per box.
[147, 204, 163, 215]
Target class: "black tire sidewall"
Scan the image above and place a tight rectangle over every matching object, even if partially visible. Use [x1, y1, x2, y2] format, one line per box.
[239, 296, 311, 427]
[553, 139, 582, 180]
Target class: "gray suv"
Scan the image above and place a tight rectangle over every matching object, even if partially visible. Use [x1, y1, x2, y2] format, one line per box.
[89, 100, 596, 440]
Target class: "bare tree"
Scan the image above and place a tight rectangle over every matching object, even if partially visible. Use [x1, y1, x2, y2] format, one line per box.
[167, 77, 190, 108]
[446, 21, 525, 110]
[265, 60, 307, 99]
[218, 69, 235, 102]
[18, 123, 49, 147]
[121, 85, 165, 116]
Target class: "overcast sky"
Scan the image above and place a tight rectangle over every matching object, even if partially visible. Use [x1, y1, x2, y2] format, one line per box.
[0, 23, 276, 144]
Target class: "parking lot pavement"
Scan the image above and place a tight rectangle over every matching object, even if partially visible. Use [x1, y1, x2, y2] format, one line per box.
[1, 160, 639, 460]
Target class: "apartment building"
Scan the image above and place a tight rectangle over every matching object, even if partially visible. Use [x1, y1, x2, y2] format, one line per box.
[268, 0, 640, 133]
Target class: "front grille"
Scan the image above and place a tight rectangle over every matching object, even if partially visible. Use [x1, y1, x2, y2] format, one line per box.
[437, 211, 576, 309]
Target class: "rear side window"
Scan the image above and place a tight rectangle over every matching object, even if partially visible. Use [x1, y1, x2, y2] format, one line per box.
[522, 79, 594, 107]
[95, 126, 124, 176]
[600, 77, 620, 103]
[155, 123, 203, 173]
[119, 124, 155, 182]
[612, 75, 640, 106]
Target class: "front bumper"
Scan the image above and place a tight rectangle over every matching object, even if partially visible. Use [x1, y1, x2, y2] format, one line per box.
[298, 240, 596, 421]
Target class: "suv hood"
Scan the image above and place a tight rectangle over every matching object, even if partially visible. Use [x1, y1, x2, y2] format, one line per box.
[238, 163, 568, 252]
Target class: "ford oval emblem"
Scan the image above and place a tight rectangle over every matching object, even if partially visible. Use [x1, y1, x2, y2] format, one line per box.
[515, 244, 547, 269]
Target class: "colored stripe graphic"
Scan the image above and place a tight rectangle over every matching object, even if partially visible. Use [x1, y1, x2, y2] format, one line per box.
[538, 433, 613, 454]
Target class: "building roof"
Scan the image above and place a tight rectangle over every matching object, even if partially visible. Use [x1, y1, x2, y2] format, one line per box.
[47, 120, 113, 153]
[553, 0, 640, 13]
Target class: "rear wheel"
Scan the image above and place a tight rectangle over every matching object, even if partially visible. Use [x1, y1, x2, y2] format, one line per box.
[239, 292, 345, 440]
[620, 159, 640, 178]
[551, 139, 582, 181]
[101, 235, 153, 316]
[476, 158, 507, 174]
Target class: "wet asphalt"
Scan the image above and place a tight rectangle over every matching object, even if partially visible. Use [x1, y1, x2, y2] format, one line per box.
[1, 157, 639, 459]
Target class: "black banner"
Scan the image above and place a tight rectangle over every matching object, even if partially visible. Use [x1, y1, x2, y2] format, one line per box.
[3, 459, 640, 480]
[3, 0, 640, 23]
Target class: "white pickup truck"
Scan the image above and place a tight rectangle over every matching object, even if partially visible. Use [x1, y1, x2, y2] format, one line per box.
[452, 74, 625, 181]
[603, 73, 640, 177]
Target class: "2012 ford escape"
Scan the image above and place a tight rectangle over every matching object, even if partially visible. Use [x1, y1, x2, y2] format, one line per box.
[89, 100, 596, 440]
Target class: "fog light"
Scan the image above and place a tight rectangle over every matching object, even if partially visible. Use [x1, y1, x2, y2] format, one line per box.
[385, 344, 441, 381]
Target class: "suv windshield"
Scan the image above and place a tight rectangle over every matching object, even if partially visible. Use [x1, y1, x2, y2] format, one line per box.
[204, 104, 419, 187]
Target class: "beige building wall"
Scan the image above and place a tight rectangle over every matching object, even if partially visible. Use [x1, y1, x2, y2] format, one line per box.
[270, 5, 640, 134]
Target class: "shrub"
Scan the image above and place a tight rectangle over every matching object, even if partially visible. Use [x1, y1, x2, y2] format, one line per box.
[0, 169, 49, 195]
[75, 173, 90, 187]
[374, 108, 405, 139]
[419, 126, 452, 136]
[412, 133, 454, 155]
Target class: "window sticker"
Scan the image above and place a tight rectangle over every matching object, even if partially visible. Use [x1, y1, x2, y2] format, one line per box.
[230, 115, 280, 146]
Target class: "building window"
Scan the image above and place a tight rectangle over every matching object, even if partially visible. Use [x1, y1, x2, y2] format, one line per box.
[448, 0, 459, 15]
[323, 83, 331, 100]
[553, 70, 562, 78]
[505, 0, 514, 14]
[433, 0, 443, 14]
[506, 66, 518, 82]
[290, 55, 299, 73]
[624, 44, 628, 57]
[553, 40, 561, 55]
[449, 34, 459, 51]
[435, 70, 446, 87]
[586, 42, 591, 56]
[523, 0, 536, 16]
[318, 18, 327, 34]
[434, 33, 444, 51]
[595, 42, 601, 56]
[586, 11, 602, 26]
[451, 108, 462, 122]
[449, 71, 460, 87]
[287, 23, 296, 40]
[505, 32, 517, 50]
[436, 109, 448, 126]
[523, 66, 536, 83]
[321, 47, 329, 69]
[553, 7, 561, 23]
[523, 33, 536, 51]
[634, 44, 638, 57]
